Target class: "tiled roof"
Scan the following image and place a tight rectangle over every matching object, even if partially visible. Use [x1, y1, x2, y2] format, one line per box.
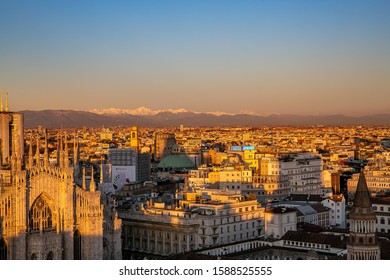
[265, 207, 297, 214]
[288, 194, 324, 202]
[372, 196, 390, 205]
[329, 194, 344, 202]
[281, 231, 347, 249]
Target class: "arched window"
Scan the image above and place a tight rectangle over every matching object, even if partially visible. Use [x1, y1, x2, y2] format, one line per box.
[46, 251, 54, 260]
[0, 238, 7, 260]
[74, 230, 82, 260]
[30, 196, 54, 232]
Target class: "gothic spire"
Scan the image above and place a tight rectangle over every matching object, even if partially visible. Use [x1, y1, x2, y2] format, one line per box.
[35, 136, 40, 167]
[89, 166, 96, 192]
[57, 132, 62, 168]
[43, 131, 49, 168]
[82, 167, 86, 190]
[352, 172, 372, 210]
[63, 133, 69, 168]
[28, 137, 34, 169]
[14, 132, 22, 171]
[347, 171, 380, 260]
[73, 134, 79, 166]
[0, 92, 3, 112]
[100, 161, 104, 184]
[5, 92, 9, 112]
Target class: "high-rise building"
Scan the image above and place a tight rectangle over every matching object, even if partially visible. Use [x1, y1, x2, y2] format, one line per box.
[154, 132, 176, 161]
[108, 148, 137, 190]
[137, 152, 151, 182]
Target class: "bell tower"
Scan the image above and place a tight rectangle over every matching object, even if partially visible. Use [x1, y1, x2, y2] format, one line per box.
[347, 172, 380, 260]
[130, 126, 138, 151]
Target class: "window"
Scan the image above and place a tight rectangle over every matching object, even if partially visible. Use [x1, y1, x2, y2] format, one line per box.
[74, 230, 81, 260]
[46, 251, 54, 260]
[30, 197, 54, 232]
[0, 238, 7, 260]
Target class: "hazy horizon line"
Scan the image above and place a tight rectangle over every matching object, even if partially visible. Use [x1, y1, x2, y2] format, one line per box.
[13, 106, 390, 118]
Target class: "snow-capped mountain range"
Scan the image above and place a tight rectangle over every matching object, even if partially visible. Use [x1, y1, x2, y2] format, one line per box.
[89, 107, 191, 116]
[20, 107, 390, 129]
[88, 107, 260, 116]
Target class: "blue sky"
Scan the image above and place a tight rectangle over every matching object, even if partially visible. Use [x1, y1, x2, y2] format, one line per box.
[0, 0, 389, 115]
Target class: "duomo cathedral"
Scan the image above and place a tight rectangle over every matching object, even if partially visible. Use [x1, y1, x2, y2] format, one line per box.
[0, 99, 121, 260]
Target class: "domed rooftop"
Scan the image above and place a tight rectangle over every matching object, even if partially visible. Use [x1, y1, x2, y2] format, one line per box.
[158, 154, 195, 169]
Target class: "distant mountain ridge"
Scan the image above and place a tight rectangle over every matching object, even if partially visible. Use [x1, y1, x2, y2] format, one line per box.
[19, 108, 390, 129]
[89, 107, 192, 116]
[88, 107, 266, 117]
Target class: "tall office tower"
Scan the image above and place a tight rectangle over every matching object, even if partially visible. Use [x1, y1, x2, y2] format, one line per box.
[154, 132, 176, 161]
[137, 152, 151, 182]
[347, 172, 380, 260]
[108, 148, 137, 190]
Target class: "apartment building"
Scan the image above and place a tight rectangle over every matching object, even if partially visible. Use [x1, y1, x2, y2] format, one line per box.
[119, 190, 264, 258]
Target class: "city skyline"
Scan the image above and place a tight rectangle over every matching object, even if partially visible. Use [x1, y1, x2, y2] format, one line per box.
[1, 0, 390, 115]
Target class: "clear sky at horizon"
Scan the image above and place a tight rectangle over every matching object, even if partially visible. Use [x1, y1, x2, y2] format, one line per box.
[0, 0, 389, 115]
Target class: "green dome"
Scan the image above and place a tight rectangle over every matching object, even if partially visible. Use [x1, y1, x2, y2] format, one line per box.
[158, 154, 195, 169]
